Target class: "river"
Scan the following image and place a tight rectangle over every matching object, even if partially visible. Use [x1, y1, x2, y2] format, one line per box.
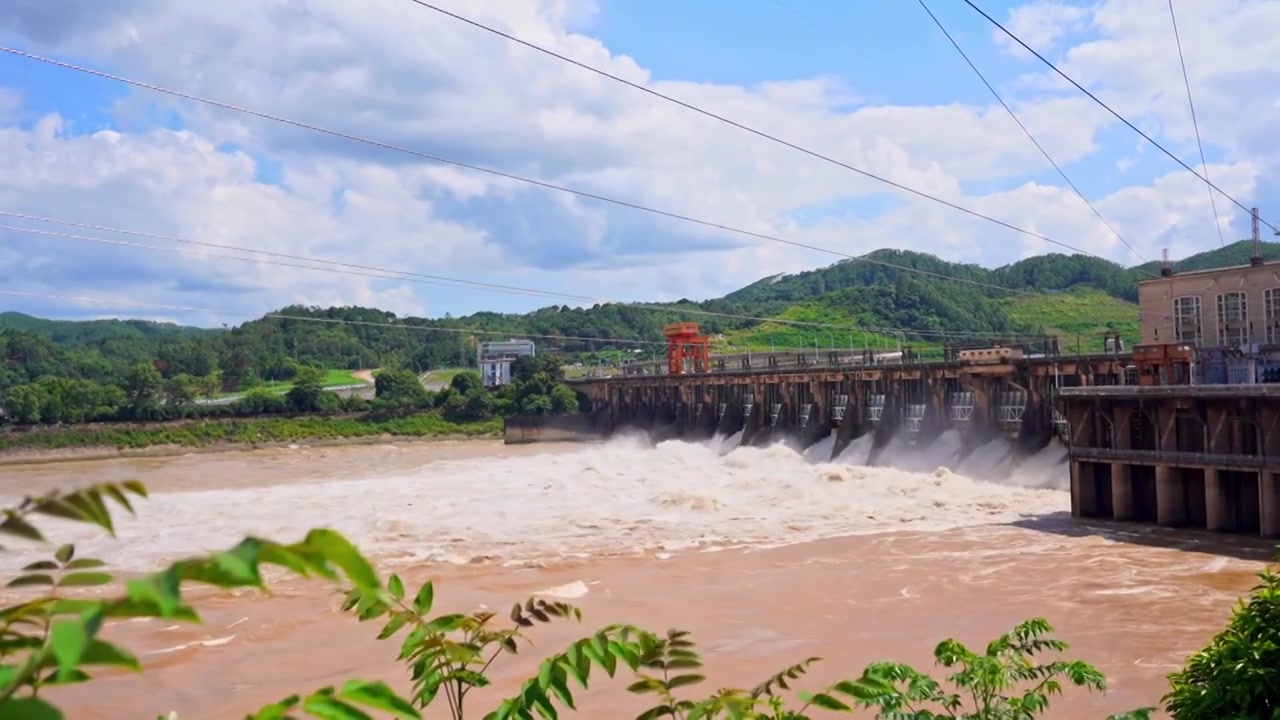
[0, 434, 1273, 719]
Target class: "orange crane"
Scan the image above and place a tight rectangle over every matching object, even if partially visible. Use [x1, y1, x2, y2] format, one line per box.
[663, 322, 710, 375]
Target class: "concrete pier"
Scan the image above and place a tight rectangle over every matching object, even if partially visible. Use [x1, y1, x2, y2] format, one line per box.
[1060, 385, 1280, 538]
[567, 353, 1128, 461]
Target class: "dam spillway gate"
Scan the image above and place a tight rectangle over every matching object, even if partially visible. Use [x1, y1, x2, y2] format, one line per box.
[568, 354, 1129, 462]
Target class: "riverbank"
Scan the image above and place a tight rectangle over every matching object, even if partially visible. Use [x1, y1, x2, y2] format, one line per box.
[0, 412, 501, 466]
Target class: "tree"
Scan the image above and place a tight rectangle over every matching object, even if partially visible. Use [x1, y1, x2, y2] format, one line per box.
[1164, 567, 1280, 718]
[375, 368, 428, 407]
[287, 364, 326, 412]
[520, 393, 553, 415]
[1, 383, 42, 424]
[197, 371, 222, 399]
[449, 370, 484, 395]
[444, 387, 495, 422]
[122, 362, 164, 419]
[164, 374, 197, 409]
[549, 384, 580, 414]
[512, 354, 564, 384]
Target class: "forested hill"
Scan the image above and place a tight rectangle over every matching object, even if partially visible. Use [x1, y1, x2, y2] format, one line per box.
[3, 239, 1277, 393]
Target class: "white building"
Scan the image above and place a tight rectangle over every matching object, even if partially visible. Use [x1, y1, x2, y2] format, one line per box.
[478, 339, 535, 387]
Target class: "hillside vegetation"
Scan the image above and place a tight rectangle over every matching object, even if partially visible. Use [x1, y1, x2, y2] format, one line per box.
[3, 240, 1274, 395]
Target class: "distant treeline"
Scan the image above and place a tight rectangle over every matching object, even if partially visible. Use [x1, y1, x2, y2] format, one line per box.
[1, 355, 580, 428]
[2, 241, 1274, 402]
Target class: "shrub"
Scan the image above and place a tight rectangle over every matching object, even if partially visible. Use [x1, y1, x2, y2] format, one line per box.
[1164, 567, 1280, 719]
[0, 482, 1164, 720]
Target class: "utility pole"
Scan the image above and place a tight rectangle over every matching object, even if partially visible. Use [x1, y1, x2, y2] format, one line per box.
[1252, 207, 1263, 265]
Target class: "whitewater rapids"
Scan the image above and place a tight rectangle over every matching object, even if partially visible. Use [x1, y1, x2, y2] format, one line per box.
[0, 430, 1069, 571]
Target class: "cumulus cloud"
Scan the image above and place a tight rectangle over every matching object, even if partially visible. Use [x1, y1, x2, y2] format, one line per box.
[0, 0, 1275, 324]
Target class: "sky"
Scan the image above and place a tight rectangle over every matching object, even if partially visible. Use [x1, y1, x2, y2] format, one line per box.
[0, 0, 1277, 327]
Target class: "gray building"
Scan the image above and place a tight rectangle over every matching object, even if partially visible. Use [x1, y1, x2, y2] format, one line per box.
[478, 339, 535, 387]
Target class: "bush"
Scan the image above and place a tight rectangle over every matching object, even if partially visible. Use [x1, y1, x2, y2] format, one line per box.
[1164, 568, 1280, 718]
[0, 483, 1166, 720]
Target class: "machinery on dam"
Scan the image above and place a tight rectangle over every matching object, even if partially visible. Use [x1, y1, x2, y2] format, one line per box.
[567, 334, 1131, 464]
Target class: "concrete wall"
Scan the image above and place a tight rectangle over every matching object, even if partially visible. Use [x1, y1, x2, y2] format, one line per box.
[1138, 260, 1280, 345]
[1062, 387, 1280, 537]
[503, 414, 603, 445]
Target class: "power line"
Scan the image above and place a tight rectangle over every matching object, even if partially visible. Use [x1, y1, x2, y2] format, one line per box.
[397, 1, 1160, 269]
[915, 0, 1146, 266]
[0, 217, 1058, 341]
[1166, 0, 1225, 248]
[0, 49, 1124, 296]
[0, 290, 672, 347]
[0, 46, 1153, 340]
[1, 290, 1040, 352]
[962, 0, 1276, 235]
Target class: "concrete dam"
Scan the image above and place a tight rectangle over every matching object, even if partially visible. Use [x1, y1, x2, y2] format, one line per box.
[513, 351, 1132, 464]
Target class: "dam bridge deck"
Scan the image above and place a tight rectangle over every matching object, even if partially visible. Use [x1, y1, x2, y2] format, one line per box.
[568, 352, 1132, 462]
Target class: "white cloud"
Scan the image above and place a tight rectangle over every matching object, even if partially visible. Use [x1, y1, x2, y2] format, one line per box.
[995, 1, 1091, 56]
[0, 0, 1275, 324]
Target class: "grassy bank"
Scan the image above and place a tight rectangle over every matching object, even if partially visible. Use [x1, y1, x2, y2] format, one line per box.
[1003, 289, 1140, 352]
[213, 368, 373, 399]
[0, 412, 502, 454]
[719, 302, 944, 356]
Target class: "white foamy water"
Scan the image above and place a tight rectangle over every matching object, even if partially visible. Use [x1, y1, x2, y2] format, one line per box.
[0, 433, 1070, 572]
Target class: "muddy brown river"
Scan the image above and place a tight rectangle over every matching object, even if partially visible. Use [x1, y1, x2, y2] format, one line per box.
[0, 435, 1272, 718]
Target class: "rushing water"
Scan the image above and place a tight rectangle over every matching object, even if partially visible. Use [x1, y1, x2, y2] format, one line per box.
[0, 435, 1273, 719]
[0, 431, 1068, 572]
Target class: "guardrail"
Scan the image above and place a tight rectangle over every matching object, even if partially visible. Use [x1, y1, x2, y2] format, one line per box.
[596, 350, 1132, 379]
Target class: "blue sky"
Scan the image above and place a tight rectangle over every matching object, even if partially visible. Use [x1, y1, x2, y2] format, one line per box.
[0, 0, 1275, 325]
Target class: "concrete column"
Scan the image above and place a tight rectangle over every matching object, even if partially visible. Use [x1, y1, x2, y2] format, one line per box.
[1110, 463, 1134, 521]
[1155, 465, 1186, 527]
[1205, 468, 1232, 532]
[1262, 472, 1280, 539]
[1113, 404, 1131, 450]
[1070, 460, 1094, 518]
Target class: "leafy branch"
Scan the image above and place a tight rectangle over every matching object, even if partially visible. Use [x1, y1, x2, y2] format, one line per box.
[3, 478, 1260, 720]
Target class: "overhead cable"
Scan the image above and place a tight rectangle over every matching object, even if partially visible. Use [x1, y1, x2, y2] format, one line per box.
[0, 47, 1123, 293]
[915, 0, 1146, 266]
[1166, 0, 1225, 247]
[0, 290, 1046, 351]
[962, 0, 1276, 234]
[0, 217, 1058, 341]
[399, 0, 1161, 273]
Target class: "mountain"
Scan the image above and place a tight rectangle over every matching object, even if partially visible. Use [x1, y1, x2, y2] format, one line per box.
[3, 239, 1276, 392]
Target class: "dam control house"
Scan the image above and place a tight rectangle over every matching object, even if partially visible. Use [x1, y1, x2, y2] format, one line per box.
[1061, 229, 1280, 538]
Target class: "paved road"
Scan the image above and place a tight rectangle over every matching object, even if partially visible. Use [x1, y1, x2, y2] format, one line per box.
[193, 383, 375, 406]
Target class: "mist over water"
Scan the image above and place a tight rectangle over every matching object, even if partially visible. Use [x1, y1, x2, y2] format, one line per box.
[0, 431, 1070, 573]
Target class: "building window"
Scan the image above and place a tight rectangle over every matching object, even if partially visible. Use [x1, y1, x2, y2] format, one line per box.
[1216, 291, 1248, 346]
[1172, 295, 1202, 344]
[1266, 288, 1280, 345]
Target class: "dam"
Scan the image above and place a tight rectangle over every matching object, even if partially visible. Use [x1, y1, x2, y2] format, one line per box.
[538, 347, 1280, 539]
[561, 349, 1129, 461]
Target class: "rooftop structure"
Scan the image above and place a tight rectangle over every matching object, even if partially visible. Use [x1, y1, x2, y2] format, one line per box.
[477, 339, 535, 388]
[1138, 208, 1277, 348]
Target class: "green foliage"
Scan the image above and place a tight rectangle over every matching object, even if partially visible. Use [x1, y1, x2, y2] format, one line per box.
[1, 377, 124, 425]
[4, 239, 1279, 407]
[0, 481, 427, 719]
[450, 371, 484, 396]
[286, 365, 326, 413]
[0, 413, 501, 454]
[1, 479, 1270, 720]
[1163, 568, 1280, 719]
[1001, 290, 1141, 353]
[376, 369, 430, 407]
[122, 363, 164, 419]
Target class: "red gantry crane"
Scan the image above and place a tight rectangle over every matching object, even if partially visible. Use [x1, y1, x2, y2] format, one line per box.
[663, 322, 710, 375]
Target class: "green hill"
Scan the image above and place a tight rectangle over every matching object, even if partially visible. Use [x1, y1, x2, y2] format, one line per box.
[4, 239, 1276, 393]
